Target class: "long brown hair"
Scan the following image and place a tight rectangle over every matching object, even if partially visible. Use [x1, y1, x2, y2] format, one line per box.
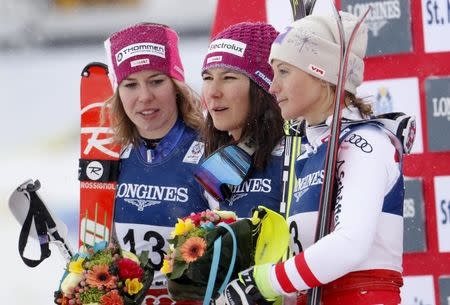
[102, 79, 204, 148]
[202, 80, 284, 170]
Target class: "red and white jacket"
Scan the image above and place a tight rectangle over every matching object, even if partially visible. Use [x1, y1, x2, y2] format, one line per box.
[269, 108, 404, 295]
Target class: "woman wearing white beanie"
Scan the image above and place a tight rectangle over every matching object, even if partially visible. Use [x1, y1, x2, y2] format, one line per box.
[222, 12, 411, 305]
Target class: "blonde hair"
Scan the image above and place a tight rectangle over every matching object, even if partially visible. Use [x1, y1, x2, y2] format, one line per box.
[323, 82, 373, 117]
[102, 79, 204, 148]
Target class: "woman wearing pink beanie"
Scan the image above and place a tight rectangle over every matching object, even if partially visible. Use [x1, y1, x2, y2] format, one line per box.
[223, 12, 414, 305]
[103, 23, 209, 305]
[199, 22, 285, 218]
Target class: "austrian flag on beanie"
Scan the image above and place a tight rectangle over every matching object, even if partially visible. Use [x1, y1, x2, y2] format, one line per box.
[105, 23, 185, 88]
[202, 22, 279, 93]
[269, 12, 368, 94]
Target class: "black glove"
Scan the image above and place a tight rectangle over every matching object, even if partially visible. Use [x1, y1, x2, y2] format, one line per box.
[223, 268, 273, 305]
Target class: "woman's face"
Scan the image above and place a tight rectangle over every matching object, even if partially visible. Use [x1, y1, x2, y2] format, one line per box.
[118, 70, 178, 139]
[270, 60, 329, 124]
[202, 68, 250, 140]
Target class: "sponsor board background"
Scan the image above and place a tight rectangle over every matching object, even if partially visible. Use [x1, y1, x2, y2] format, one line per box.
[402, 275, 436, 305]
[434, 176, 450, 253]
[342, 0, 413, 56]
[404, 178, 427, 253]
[421, 0, 450, 53]
[425, 76, 450, 152]
[358, 0, 450, 301]
[210, 0, 450, 303]
[356, 77, 424, 153]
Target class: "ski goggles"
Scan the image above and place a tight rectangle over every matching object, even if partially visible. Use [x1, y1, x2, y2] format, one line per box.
[194, 144, 254, 202]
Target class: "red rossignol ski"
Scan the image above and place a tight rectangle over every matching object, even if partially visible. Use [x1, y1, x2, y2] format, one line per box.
[79, 62, 119, 248]
[307, 5, 371, 305]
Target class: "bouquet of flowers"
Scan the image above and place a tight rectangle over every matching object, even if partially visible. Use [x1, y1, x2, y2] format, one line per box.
[161, 207, 289, 301]
[54, 241, 154, 305]
[161, 209, 237, 278]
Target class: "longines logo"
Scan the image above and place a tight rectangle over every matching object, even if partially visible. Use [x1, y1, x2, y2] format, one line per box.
[293, 170, 324, 201]
[431, 96, 450, 120]
[116, 183, 189, 211]
[230, 178, 272, 194]
[345, 0, 401, 36]
[425, 77, 450, 151]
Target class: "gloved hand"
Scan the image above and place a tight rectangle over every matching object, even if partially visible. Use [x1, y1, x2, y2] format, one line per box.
[223, 264, 279, 305]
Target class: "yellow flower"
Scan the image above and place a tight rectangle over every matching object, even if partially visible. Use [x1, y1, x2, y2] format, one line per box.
[60, 272, 84, 294]
[68, 257, 84, 274]
[160, 259, 173, 275]
[122, 250, 140, 264]
[173, 218, 195, 236]
[125, 278, 143, 295]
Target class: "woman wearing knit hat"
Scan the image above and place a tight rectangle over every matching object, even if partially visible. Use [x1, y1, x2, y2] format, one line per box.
[104, 23, 209, 305]
[223, 12, 411, 305]
[200, 22, 285, 217]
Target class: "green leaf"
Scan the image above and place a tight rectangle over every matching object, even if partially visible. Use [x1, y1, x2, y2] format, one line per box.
[139, 250, 149, 266]
[169, 260, 188, 279]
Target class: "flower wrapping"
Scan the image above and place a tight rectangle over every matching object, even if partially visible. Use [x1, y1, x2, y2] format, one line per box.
[54, 241, 154, 305]
[161, 209, 263, 301]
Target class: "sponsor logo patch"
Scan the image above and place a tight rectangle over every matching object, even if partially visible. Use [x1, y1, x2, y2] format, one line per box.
[116, 183, 189, 211]
[115, 42, 165, 65]
[255, 70, 272, 85]
[86, 161, 104, 181]
[308, 64, 325, 77]
[207, 39, 247, 57]
[230, 178, 272, 194]
[207, 55, 223, 64]
[293, 169, 324, 201]
[344, 133, 373, 153]
[183, 141, 205, 164]
[131, 58, 149, 67]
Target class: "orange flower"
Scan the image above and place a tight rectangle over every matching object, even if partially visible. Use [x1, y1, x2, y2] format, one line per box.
[180, 237, 207, 263]
[100, 289, 123, 305]
[86, 264, 116, 289]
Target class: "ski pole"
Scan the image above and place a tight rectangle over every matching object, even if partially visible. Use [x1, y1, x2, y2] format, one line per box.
[306, 4, 371, 305]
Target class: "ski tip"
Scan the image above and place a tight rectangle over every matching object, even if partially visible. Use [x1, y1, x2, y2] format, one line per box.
[81, 62, 109, 77]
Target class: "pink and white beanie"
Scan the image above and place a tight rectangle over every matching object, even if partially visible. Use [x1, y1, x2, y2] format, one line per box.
[105, 23, 185, 88]
[202, 22, 279, 94]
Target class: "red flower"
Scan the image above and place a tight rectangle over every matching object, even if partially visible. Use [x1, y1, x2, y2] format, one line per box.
[100, 289, 124, 305]
[185, 212, 202, 226]
[221, 218, 236, 224]
[117, 258, 144, 280]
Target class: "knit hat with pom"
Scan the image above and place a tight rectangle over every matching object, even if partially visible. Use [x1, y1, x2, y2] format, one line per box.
[202, 22, 279, 93]
[269, 12, 368, 94]
[105, 23, 184, 88]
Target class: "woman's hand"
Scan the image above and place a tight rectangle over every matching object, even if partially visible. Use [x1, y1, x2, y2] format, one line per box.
[223, 265, 277, 305]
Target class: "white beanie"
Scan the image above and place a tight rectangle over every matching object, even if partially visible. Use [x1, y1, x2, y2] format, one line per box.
[269, 11, 368, 94]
